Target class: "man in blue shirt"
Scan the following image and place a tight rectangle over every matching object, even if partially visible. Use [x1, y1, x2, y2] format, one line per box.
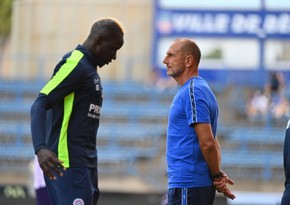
[163, 38, 235, 205]
[31, 17, 124, 205]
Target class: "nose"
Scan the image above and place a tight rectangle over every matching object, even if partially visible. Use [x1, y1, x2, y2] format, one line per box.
[163, 56, 168, 65]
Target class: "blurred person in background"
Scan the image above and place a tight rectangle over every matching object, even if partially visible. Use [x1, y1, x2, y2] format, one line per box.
[246, 89, 269, 122]
[264, 71, 289, 124]
[163, 38, 235, 205]
[271, 96, 290, 121]
[33, 156, 52, 205]
[281, 118, 290, 204]
[30, 17, 124, 205]
[264, 71, 285, 102]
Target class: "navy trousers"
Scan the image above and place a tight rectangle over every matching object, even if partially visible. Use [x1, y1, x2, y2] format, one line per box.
[167, 186, 215, 205]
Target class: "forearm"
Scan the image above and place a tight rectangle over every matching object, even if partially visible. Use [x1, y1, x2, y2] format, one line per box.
[31, 96, 51, 153]
[194, 123, 221, 176]
[215, 137, 222, 165]
[201, 142, 221, 176]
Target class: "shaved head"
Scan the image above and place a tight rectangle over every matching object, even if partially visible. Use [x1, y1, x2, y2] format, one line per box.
[82, 17, 124, 67]
[175, 38, 201, 66]
[89, 17, 124, 40]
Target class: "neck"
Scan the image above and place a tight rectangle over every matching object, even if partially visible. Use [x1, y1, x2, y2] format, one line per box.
[176, 73, 198, 86]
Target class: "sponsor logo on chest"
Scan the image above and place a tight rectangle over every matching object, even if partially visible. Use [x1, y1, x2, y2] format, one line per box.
[88, 103, 101, 119]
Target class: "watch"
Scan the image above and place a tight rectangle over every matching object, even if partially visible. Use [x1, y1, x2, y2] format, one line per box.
[211, 171, 223, 180]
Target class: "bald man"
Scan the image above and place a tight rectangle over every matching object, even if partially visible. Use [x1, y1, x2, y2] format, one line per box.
[163, 38, 235, 205]
[31, 17, 124, 205]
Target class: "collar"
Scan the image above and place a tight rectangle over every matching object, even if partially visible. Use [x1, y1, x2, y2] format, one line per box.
[75, 44, 102, 68]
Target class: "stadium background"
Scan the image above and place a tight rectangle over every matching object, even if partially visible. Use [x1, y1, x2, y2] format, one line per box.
[0, 0, 290, 204]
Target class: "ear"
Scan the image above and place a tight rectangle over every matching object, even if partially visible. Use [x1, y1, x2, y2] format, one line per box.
[184, 55, 194, 68]
[94, 36, 103, 48]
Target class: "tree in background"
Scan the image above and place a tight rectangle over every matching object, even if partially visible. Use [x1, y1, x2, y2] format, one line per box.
[0, 0, 13, 49]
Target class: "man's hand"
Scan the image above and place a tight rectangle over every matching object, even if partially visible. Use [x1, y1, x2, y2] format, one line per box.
[222, 186, 236, 200]
[213, 171, 236, 200]
[36, 149, 66, 180]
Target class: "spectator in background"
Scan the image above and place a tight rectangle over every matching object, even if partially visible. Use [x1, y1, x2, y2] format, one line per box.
[246, 89, 269, 122]
[264, 71, 289, 125]
[33, 156, 52, 205]
[163, 38, 235, 205]
[281, 118, 290, 204]
[265, 71, 285, 102]
[271, 96, 290, 121]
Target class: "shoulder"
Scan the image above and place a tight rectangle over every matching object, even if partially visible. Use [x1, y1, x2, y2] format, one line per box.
[187, 77, 209, 93]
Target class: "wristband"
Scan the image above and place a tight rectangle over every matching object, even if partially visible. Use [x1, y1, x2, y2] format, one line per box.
[211, 171, 223, 180]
